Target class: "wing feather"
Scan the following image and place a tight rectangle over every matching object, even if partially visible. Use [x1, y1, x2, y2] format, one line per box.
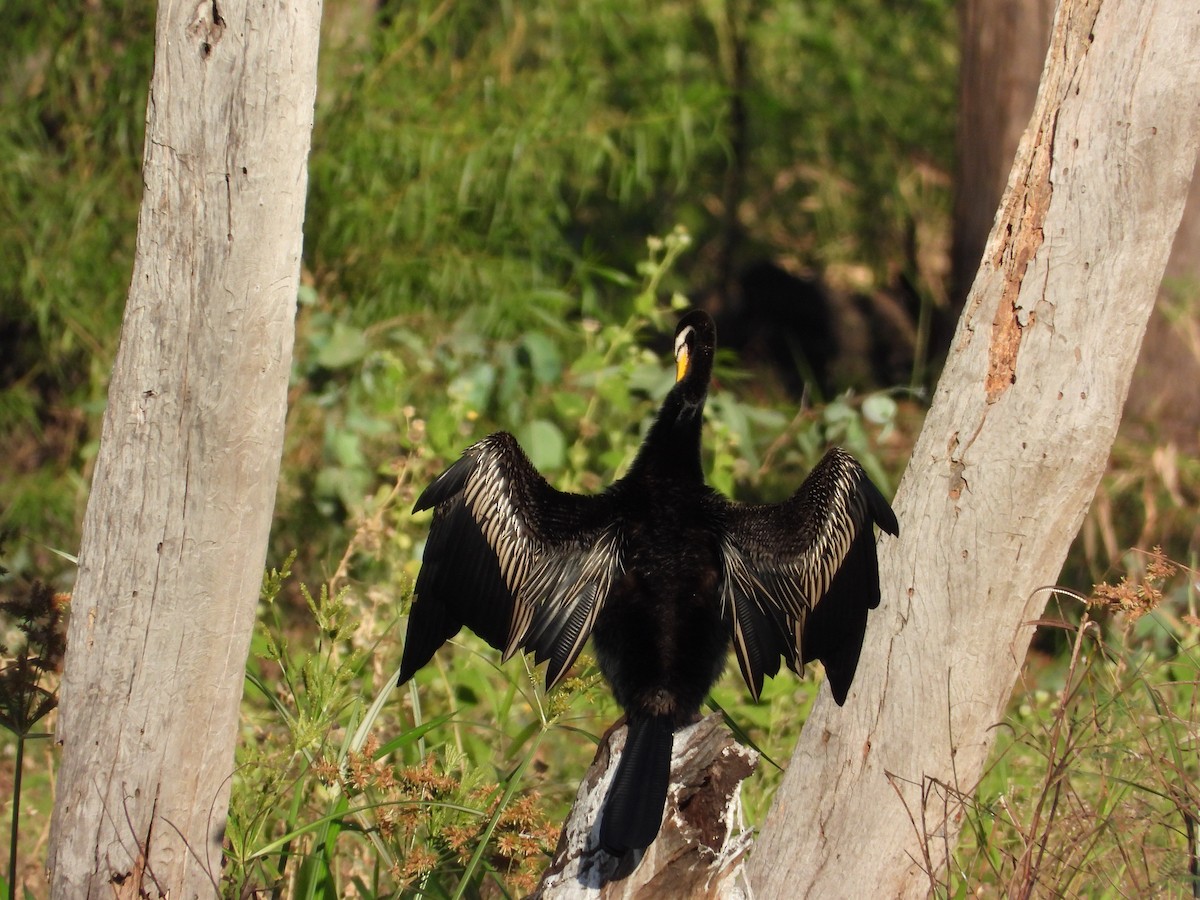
[400, 432, 623, 689]
[716, 447, 898, 703]
[514, 528, 624, 685]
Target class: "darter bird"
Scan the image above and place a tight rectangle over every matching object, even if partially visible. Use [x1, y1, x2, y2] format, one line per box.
[398, 309, 899, 858]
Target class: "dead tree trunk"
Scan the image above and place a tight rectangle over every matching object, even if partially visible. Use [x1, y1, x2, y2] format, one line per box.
[749, 0, 1200, 896]
[535, 716, 757, 899]
[47, 1, 321, 896]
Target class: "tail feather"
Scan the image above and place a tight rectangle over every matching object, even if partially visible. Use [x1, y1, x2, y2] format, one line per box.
[599, 716, 675, 855]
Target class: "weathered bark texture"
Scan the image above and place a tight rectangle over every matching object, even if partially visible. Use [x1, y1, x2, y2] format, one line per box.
[48, 1, 321, 897]
[951, 0, 1055, 312]
[955, 0, 1200, 451]
[535, 715, 756, 899]
[749, 1, 1200, 896]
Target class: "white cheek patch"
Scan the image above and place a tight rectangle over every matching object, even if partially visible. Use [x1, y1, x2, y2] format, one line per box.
[674, 326, 693, 360]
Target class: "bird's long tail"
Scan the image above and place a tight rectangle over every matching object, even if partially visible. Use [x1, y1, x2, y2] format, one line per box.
[599, 715, 675, 855]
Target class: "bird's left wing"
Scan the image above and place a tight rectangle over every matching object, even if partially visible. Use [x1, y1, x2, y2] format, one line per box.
[399, 432, 624, 690]
[714, 447, 898, 704]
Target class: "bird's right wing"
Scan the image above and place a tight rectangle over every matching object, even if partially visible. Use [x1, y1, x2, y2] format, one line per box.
[715, 447, 898, 704]
[399, 432, 624, 690]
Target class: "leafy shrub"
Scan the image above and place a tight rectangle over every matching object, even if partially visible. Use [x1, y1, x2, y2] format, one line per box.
[230, 232, 903, 896]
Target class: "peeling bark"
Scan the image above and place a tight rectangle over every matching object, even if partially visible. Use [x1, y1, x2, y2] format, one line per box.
[534, 715, 756, 899]
[982, 1, 1100, 403]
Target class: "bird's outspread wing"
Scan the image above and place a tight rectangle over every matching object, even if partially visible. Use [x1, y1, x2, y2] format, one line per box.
[715, 447, 898, 704]
[399, 432, 623, 689]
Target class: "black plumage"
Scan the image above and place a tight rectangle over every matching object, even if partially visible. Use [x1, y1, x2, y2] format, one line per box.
[398, 309, 899, 857]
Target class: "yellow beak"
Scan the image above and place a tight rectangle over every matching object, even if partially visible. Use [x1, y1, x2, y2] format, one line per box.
[675, 345, 690, 383]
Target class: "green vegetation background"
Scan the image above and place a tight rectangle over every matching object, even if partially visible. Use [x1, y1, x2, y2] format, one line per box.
[1, 1, 1197, 897]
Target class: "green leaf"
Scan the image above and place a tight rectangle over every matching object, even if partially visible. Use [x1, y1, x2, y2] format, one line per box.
[521, 331, 563, 385]
[822, 399, 857, 425]
[297, 283, 319, 307]
[314, 321, 369, 370]
[519, 419, 566, 470]
[373, 713, 455, 758]
[448, 362, 497, 414]
[550, 390, 588, 422]
[326, 429, 363, 469]
[862, 392, 898, 426]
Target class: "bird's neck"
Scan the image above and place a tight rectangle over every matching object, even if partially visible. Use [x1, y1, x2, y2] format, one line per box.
[627, 388, 706, 485]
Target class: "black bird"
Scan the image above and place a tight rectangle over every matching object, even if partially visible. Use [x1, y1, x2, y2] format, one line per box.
[398, 309, 898, 857]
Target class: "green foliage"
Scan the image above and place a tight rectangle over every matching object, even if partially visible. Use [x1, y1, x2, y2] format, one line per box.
[228, 538, 601, 897]
[1, 0, 958, 571]
[227, 551, 372, 897]
[745, 0, 956, 271]
[226, 231, 908, 896]
[306, 0, 729, 330]
[304, 0, 956, 333]
[942, 556, 1200, 897]
[0, 2, 154, 560]
[5, 1, 1196, 897]
[0, 4, 151, 382]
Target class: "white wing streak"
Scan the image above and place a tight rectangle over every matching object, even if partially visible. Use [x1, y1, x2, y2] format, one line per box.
[715, 447, 890, 702]
[408, 432, 623, 690]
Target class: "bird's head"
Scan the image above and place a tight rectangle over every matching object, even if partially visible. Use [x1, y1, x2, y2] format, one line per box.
[625, 309, 718, 479]
[673, 310, 717, 388]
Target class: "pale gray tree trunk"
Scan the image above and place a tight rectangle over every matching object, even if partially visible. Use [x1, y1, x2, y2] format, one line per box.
[749, 0, 1200, 896]
[955, 0, 1200, 451]
[48, 1, 321, 896]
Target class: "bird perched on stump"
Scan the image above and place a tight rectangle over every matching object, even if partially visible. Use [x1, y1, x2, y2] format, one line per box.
[398, 309, 899, 859]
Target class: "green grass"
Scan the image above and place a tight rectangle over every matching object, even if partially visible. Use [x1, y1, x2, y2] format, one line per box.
[942, 562, 1200, 898]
